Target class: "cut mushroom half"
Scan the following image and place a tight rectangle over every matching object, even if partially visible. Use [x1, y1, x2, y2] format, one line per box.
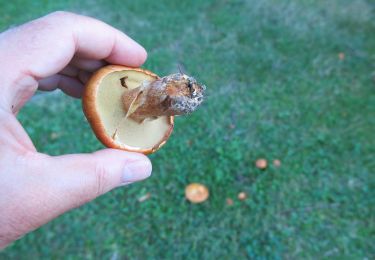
[83, 65, 205, 154]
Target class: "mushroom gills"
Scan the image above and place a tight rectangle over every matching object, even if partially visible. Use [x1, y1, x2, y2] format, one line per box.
[96, 70, 172, 149]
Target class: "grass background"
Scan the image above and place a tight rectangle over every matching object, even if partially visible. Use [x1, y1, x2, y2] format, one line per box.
[0, 0, 374, 258]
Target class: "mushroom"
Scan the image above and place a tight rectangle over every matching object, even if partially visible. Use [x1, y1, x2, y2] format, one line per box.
[255, 158, 267, 169]
[185, 183, 209, 203]
[273, 159, 281, 167]
[237, 192, 247, 200]
[83, 65, 205, 154]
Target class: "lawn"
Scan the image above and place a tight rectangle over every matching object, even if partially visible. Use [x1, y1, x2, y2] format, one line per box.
[0, 0, 374, 258]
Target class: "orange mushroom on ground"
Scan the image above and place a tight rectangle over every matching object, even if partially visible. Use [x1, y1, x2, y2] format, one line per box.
[238, 192, 247, 200]
[185, 183, 209, 203]
[226, 198, 234, 206]
[255, 158, 267, 169]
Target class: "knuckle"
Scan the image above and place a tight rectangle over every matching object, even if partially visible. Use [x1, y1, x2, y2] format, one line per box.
[42, 11, 77, 29]
[93, 161, 111, 196]
[47, 11, 74, 19]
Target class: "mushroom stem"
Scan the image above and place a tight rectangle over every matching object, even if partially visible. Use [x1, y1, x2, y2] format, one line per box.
[122, 73, 205, 123]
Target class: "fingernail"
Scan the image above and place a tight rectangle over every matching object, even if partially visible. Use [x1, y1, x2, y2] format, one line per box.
[122, 159, 152, 184]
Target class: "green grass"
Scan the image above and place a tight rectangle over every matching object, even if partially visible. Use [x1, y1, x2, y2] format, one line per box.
[1, 0, 374, 258]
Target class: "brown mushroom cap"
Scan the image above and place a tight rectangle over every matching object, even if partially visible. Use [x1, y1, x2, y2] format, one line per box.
[185, 183, 209, 203]
[255, 158, 267, 169]
[238, 192, 247, 200]
[83, 65, 174, 154]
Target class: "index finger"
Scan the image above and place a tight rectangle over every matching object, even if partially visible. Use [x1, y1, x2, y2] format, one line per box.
[0, 11, 147, 111]
[0, 11, 147, 80]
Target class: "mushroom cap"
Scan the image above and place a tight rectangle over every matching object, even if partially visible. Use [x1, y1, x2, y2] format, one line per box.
[273, 159, 281, 167]
[185, 183, 209, 203]
[238, 192, 247, 200]
[83, 65, 174, 154]
[255, 158, 268, 169]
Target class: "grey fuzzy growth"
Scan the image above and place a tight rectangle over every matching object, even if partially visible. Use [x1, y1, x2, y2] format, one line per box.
[168, 73, 205, 114]
[171, 94, 204, 114]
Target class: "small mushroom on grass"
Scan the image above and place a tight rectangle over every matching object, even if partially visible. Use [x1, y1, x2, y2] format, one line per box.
[185, 183, 209, 204]
[255, 158, 267, 169]
[237, 192, 247, 200]
[273, 159, 281, 167]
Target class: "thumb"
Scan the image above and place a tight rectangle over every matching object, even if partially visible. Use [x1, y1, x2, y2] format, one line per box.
[48, 148, 151, 191]
[41, 149, 152, 209]
[10, 149, 151, 236]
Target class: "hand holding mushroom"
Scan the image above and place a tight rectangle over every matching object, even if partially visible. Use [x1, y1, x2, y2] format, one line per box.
[0, 12, 152, 248]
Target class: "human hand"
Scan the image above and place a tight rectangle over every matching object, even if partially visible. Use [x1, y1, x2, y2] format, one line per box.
[0, 11, 152, 249]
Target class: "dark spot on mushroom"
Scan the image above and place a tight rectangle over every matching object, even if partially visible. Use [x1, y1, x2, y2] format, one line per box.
[112, 128, 118, 139]
[120, 76, 128, 88]
[161, 96, 172, 111]
[187, 81, 195, 97]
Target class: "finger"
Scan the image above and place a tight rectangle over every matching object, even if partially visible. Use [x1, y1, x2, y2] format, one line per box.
[0, 11, 147, 110]
[38, 74, 84, 98]
[0, 11, 147, 78]
[39, 149, 152, 214]
[59, 65, 93, 85]
[1, 149, 152, 245]
[71, 14, 147, 65]
[69, 57, 107, 72]
[33, 150, 151, 226]
[77, 70, 92, 84]
[60, 65, 79, 77]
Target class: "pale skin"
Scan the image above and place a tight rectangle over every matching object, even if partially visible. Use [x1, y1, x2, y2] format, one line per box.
[0, 11, 152, 249]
